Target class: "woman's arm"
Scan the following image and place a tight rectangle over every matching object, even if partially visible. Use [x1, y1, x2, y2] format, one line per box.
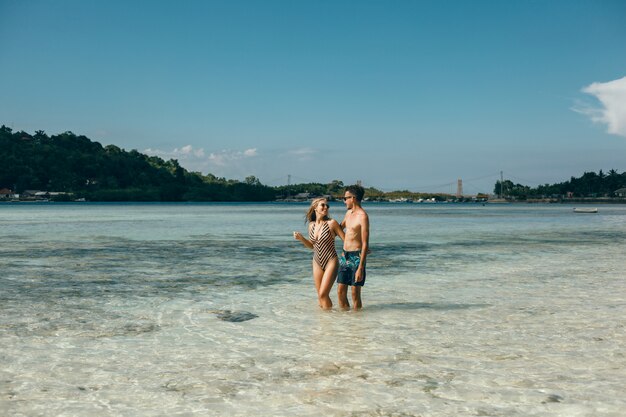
[293, 226, 314, 249]
[330, 219, 345, 241]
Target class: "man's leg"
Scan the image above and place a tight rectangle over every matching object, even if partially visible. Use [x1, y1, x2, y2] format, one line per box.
[337, 283, 350, 310]
[351, 285, 362, 310]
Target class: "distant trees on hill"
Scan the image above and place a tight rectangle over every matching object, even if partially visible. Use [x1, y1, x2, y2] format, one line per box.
[0, 126, 275, 201]
[3, 126, 624, 202]
[495, 169, 626, 199]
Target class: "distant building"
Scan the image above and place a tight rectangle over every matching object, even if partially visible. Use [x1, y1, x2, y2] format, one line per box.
[22, 190, 43, 198]
[615, 188, 626, 198]
[22, 190, 50, 200]
[0, 188, 12, 199]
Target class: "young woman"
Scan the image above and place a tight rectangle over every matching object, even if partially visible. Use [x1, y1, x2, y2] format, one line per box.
[293, 198, 345, 310]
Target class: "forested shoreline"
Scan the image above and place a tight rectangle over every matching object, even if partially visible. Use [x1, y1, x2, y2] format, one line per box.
[0, 126, 275, 202]
[494, 171, 626, 200]
[1, 126, 625, 202]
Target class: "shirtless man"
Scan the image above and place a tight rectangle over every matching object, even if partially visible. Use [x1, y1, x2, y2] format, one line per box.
[337, 184, 370, 310]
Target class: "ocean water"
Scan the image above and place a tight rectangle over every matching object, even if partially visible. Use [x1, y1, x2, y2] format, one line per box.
[1, 202, 625, 417]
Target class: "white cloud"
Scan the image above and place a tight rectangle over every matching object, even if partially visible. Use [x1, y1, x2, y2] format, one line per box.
[575, 76, 626, 138]
[287, 147, 317, 160]
[178, 145, 205, 157]
[144, 145, 258, 173]
[143, 145, 205, 160]
[144, 145, 256, 164]
[208, 148, 258, 166]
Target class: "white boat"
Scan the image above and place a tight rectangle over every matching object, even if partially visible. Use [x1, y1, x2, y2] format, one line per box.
[573, 208, 598, 213]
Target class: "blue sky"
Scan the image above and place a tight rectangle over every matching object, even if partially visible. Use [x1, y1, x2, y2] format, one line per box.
[1, 0, 625, 193]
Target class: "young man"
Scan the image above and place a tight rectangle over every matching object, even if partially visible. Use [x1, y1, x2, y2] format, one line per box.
[337, 184, 370, 310]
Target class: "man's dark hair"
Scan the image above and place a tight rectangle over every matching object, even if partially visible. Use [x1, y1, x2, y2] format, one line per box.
[345, 184, 365, 202]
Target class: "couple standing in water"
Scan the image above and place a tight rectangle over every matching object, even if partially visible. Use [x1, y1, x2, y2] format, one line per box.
[293, 184, 370, 311]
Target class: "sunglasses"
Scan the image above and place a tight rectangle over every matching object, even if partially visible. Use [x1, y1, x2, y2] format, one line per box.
[319, 203, 329, 208]
[342, 196, 355, 201]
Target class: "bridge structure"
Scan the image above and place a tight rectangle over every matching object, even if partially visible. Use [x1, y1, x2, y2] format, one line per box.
[263, 171, 545, 197]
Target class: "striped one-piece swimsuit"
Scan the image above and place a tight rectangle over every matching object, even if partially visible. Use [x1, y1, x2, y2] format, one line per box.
[309, 221, 338, 270]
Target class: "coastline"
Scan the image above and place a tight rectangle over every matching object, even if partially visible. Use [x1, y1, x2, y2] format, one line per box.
[3, 197, 626, 204]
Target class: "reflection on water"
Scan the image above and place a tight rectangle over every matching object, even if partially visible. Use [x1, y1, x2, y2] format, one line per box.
[366, 301, 491, 311]
[1, 203, 625, 416]
[212, 309, 259, 322]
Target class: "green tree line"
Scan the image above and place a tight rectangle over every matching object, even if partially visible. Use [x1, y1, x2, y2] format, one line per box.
[4, 126, 623, 202]
[494, 170, 626, 200]
[0, 126, 275, 201]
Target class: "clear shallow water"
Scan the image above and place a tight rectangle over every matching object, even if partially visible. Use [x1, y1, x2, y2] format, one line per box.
[1, 202, 625, 416]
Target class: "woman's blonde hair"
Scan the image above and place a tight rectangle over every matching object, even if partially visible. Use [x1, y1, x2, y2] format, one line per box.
[305, 198, 331, 223]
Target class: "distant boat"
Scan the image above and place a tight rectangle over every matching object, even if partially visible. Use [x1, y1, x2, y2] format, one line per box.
[573, 208, 598, 213]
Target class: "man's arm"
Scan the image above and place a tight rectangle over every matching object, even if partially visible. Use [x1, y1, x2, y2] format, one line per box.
[355, 213, 369, 281]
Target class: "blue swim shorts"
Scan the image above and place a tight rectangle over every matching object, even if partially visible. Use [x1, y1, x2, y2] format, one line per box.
[337, 250, 366, 286]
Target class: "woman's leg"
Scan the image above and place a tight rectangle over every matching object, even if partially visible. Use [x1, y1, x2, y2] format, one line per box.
[312, 261, 324, 307]
[318, 259, 338, 310]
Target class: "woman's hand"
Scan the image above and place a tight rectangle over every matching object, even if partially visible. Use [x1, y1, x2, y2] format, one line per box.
[294, 231, 313, 249]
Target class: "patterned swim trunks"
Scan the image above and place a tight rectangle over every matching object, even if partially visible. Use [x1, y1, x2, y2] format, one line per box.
[337, 250, 366, 286]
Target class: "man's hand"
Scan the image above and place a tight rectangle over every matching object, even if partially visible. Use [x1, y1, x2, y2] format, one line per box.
[355, 268, 364, 282]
